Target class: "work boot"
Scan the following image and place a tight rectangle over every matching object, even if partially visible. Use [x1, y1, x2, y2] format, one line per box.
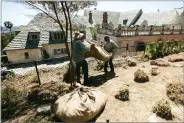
[110, 69, 115, 73]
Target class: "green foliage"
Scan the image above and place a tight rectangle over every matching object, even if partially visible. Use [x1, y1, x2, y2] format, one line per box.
[149, 42, 157, 59]
[90, 24, 99, 40]
[180, 40, 184, 51]
[5, 71, 15, 80]
[1, 33, 14, 49]
[145, 39, 183, 59]
[4, 21, 13, 30]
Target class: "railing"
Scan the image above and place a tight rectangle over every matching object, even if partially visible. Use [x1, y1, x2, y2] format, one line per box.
[98, 27, 184, 37]
[116, 40, 184, 53]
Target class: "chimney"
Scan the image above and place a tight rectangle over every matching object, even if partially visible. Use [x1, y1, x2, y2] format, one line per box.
[103, 12, 108, 23]
[89, 11, 93, 24]
[94, 8, 97, 10]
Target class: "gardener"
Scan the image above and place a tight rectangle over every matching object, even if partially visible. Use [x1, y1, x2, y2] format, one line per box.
[72, 33, 90, 85]
[103, 36, 118, 73]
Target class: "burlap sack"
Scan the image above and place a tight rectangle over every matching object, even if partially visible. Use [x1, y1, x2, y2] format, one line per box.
[52, 87, 107, 122]
[84, 40, 112, 62]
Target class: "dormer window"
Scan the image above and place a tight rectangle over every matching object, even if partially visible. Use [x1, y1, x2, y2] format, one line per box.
[51, 31, 64, 40]
[28, 32, 40, 40]
[32, 34, 38, 40]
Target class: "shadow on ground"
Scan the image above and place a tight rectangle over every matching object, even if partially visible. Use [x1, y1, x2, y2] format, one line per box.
[88, 72, 118, 87]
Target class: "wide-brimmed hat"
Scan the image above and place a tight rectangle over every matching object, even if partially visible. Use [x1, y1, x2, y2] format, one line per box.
[77, 33, 85, 39]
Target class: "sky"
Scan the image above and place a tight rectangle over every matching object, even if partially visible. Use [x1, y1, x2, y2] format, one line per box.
[2, 1, 184, 26]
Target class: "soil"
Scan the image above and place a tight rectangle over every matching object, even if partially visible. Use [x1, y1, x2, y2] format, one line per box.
[2, 52, 184, 122]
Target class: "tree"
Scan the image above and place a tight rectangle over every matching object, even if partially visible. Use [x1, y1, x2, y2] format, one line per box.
[4, 21, 13, 37]
[4, 21, 13, 31]
[1, 33, 14, 52]
[21, 1, 97, 87]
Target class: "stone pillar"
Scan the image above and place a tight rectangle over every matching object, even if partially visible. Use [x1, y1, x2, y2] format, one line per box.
[135, 25, 139, 36]
[171, 26, 175, 34]
[180, 26, 183, 34]
[88, 11, 93, 24]
[149, 25, 153, 35]
[161, 25, 164, 35]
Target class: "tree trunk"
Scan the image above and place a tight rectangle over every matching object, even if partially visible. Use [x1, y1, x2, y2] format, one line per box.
[65, 2, 73, 60]
[61, 2, 76, 87]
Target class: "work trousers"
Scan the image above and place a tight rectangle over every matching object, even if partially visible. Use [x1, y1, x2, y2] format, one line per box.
[76, 60, 88, 84]
[104, 58, 114, 72]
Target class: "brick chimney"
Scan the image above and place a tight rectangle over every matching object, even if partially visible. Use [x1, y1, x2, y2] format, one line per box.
[102, 12, 108, 28]
[88, 11, 93, 24]
[103, 12, 108, 23]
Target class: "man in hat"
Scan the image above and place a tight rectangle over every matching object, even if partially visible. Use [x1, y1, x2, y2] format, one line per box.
[72, 33, 90, 85]
[103, 36, 118, 73]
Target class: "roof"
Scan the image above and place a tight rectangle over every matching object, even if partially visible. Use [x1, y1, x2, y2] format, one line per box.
[14, 25, 27, 32]
[84, 9, 142, 27]
[118, 9, 143, 26]
[135, 11, 180, 26]
[4, 13, 92, 51]
[172, 8, 184, 15]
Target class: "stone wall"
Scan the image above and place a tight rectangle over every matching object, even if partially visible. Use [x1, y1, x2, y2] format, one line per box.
[97, 33, 184, 52]
[6, 48, 42, 63]
[42, 43, 71, 58]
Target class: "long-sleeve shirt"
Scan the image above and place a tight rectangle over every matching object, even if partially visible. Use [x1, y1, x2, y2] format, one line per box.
[104, 40, 118, 57]
[72, 40, 90, 62]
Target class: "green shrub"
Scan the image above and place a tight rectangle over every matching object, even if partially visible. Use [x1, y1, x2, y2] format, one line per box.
[152, 99, 173, 120]
[146, 39, 182, 59]
[3, 71, 15, 80]
[149, 42, 157, 59]
[156, 40, 165, 57]
[90, 24, 99, 40]
[180, 40, 184, 51]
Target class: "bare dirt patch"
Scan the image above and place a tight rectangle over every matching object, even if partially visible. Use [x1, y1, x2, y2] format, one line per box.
[168, 54, 184, 62]
[2, 53, 184, 122]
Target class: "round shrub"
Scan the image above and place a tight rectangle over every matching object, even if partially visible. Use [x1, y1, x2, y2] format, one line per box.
[151, 68, 159, 76]
[134, 69, 149, 83]
[166, 82, 184, 105]
[115, 88, 129, 101]
[152, 99, 173, 120]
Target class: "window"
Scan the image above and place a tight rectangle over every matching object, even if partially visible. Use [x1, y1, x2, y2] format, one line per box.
[28, 32, 40, 40]
[53, 48, 67, 55]
[32, 35, 38, 39]
[53, 32, 64, 40]
[24, 52, 29, 59]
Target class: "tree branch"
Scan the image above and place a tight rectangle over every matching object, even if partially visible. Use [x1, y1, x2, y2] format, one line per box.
[25, 1, 57, 22]
[52, 2, 65, 37]
[61, 1, 75, 86]
[65, 1, 73, 57]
